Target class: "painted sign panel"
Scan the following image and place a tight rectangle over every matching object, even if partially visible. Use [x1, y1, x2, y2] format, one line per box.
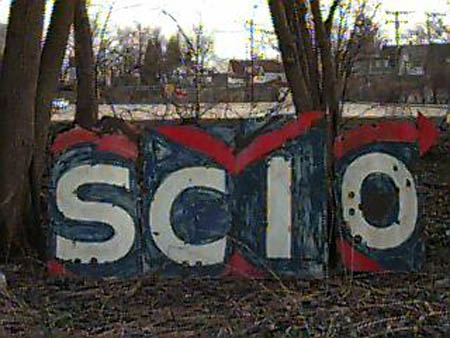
[334, 114, 439, 271]
[47, 113, 438, 277]
[48, 128, 141, 277]
[141, 112, 326, 278]
[233, 129, 327, 278]
[335, 142, 423, 271]
[142, 128, 234, 277]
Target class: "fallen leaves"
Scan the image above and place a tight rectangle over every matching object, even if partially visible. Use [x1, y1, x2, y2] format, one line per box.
[0, 130, 449, 337]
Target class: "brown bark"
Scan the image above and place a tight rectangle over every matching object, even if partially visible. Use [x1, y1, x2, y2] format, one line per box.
[32, 0, 76, 255]
[74, 0, 98, 127]
[310, 0, 339, 121]
[0, 0, 45, 257]
[295, 0, 322, 109]
[269, 0, 313, 113]
[309, 0, 341, 268]
[325, 0, 341, 36]
[283, 0, 309, 90]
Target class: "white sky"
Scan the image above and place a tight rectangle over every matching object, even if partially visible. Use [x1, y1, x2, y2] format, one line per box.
[0, 0, 448, 60]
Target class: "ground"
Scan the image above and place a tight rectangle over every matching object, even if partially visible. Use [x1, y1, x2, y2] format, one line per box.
[0, 126, 449, 338]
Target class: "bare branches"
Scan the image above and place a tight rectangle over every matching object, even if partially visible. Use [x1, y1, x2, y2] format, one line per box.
[295, 0, 322, 108]
[325, 0, 342, 36]
[309, 0, 339, 117]
[268, 0, 313, 112]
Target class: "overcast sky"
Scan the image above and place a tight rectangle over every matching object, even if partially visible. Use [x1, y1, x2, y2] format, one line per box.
[0, 0, 448, 59]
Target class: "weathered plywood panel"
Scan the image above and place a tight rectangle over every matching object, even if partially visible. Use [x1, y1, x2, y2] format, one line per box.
[48, 128, 141, 277]
[335, 142, 424, 271]
[142, 128, 234, 277]
[233, 129, 327, 278]
[141, 112, 326, 277]
[46, 113, 438, 278]
[334, 114, 438, 271]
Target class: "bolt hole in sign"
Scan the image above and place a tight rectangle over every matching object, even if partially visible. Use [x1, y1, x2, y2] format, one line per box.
[48, 113, 438, 277]
[335, 114, 439, 271]
[142, 113, 326, 278]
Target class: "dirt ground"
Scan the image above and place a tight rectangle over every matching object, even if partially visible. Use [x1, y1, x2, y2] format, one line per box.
[0, 128, 449, 338]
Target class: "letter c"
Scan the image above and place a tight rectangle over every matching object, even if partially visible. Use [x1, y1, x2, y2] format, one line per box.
[149, 167, 227, 266]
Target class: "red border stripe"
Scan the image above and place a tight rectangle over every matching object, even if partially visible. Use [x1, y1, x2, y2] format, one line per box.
[51, 127, 138, 160]
[157, 112, 323, 174]
[156, 125, 236, 172]
[51, 127, 97, 156]
[235, 112, 323, 173]
[335, 121, 418, 159]
[336, 239, 383, 271]
[417, 112, 439, 156]
[221, 251, 265, 278]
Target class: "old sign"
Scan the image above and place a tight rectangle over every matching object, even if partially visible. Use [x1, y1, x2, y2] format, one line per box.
[47, 113, 438, 277]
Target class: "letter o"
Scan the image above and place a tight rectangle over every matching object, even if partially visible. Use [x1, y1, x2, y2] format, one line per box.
[341, 152, 418, 250]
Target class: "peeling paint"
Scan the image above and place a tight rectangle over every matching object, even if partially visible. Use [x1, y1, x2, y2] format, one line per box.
[47, 114, 437, 277]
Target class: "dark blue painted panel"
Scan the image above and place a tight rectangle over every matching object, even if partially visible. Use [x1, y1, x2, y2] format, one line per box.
[48, 144, 141, 277]
[47, 115, 434, 278]
[335, 142, 424, 271]
[142, 131, 234, 277]
[233, 129, 328, 278]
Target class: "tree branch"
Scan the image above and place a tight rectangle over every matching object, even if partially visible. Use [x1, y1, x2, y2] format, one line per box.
[325, 0, 341, 36]
[310, 0, 339, 117]
[269, 0, 313, 113]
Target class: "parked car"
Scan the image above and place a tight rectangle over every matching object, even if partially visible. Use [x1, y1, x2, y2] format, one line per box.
[51, 98, 69, 111]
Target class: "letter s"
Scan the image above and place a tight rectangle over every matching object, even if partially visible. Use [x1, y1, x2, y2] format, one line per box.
[55, 164, 135, 263]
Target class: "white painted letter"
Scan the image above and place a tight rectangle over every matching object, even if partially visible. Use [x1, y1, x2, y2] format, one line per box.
[56, 164, 135, 263]
[341, 152, 417, 249]
[267, 157, 292, 259]
[149, 167, 227, 266]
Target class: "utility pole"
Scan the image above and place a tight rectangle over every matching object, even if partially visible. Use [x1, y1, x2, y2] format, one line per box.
[385, 11, 412, 47]
[248, 4, 258, 105]
[195, 23, 202, 117]
[386, 10, 412, 102]
[250, 17, 255, 104]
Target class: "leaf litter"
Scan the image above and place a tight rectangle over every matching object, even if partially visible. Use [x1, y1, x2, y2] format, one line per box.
[0, 130, 449, 338]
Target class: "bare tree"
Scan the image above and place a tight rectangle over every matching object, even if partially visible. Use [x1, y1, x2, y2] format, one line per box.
[0, 23, 6, 67]
[141, 29, 163, 86]
[74, 0, 98, 127]
[0, 0, 45, 257]
[0, 0, 108, 256]
[32, 0, 76, 255]
[406, 14, 449, 45]
[161, 10, 216, 118]
[268, 0, 382, 267]
[164, 35, 183, 81]
[332, 1, 381, 105]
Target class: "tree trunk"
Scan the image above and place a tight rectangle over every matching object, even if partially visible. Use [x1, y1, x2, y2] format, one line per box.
[269, 0, 313, 113]
[309, 0, 341, 269]
[32, 0, 76, 256]
[293, 0, 322, 109]
[270, 0, 342, 269]
[310, 0, 339, 123]
[74, 0, 98, 128]
[0, 0, 45, 258]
